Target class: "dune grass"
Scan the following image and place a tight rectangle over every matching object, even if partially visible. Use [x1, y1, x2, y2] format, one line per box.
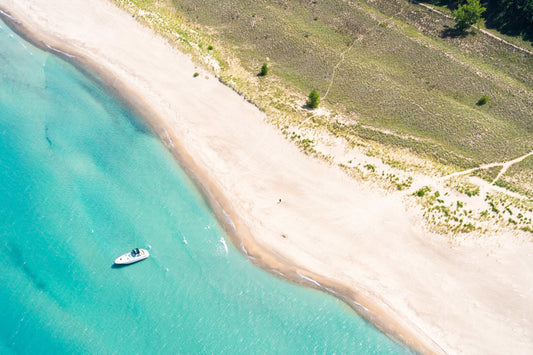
[111, 0, 532, 191]
[495, 155, 533, 198]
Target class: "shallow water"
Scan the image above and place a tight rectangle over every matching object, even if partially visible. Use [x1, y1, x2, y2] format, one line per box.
[0, 18, 411, 354]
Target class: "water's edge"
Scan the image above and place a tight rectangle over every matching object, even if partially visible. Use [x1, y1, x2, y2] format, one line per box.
[0, 8, 440, 354]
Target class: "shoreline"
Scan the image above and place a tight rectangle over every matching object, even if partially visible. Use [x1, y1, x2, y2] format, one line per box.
[1, 1, 532, 354]
[0, 7, 437, 353]
[0, 9, 434, 353]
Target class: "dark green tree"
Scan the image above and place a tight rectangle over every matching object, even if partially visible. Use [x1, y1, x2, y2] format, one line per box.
[453, 0, 486, 31]
[259, 63, 268, 76]
[307, 89, 320, 109]
[495, 0, 533, 38]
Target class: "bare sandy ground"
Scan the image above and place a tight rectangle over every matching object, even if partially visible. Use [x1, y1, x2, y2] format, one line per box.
[1, 0, 532, 353]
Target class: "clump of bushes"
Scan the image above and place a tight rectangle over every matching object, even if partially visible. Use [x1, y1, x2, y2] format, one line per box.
[307, 89, 320, 109]
[477, 94, 489, 106]
[456, 182, 480, 197]
[415, 186, 431, 197]
[364, 164, 375, 172]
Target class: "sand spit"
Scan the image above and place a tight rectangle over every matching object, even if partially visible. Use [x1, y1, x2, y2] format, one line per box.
[1, 1, 532, 353]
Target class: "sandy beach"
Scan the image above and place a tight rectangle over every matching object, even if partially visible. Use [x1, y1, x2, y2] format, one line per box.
[1, 0, 532, 353]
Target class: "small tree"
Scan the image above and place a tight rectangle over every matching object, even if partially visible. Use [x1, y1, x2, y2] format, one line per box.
[259, 63, 268, 76]
[453, 0, 486, 32]
[307, 89, 320, 109]
[477, 94, 489, 105]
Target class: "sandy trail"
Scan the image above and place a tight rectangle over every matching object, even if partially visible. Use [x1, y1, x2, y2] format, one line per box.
[1, 1, 532, 354]
[439, 150, 533, 184]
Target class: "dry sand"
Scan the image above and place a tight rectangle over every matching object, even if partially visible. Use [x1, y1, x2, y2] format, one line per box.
[1, 0, 532, 353]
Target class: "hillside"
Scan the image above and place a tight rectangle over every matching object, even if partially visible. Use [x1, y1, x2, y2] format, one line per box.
[111, 0, 533, 234]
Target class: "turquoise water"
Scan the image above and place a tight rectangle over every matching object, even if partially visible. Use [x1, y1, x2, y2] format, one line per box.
[0, 18, 411, 354]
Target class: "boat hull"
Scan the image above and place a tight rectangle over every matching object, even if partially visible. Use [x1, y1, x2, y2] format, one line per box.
[114, 248, 150, 265]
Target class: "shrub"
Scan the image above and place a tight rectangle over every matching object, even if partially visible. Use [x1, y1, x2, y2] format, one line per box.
[458, 183, 480, 196]
[193, 72, 199, 77]
[307, 89, 320, 109]
[207, 45, 214, 50]
[364, 164, 375, 172]
[477, 94, 489, 105]
[453, 0, 486, 31]
[259, 63, 268, 76]
[415, 186, 431, 197]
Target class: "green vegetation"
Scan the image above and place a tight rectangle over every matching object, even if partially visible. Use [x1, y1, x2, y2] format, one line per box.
[471, 166, 501, 182]
[307, 89, 320, 109]
[455, 181, 480, 197]
[489, 0, 533, 40]
[364, 164, 375, 172]
[494, 155, 533, 198]
[112, 0, 532, 196]
[415, 186, 431, 197]
[169, 0, 529, 164]
[259, 63, 268, 76]
[453, 0, 486, 32]
[193, 72, 199, 77]
[424, 0, 533, 41]
[476, 94, 489, 106]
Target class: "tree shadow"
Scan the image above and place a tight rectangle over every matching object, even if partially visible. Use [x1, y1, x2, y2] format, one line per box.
[301, 103, 317, 110]
[440, 25, 469, 38]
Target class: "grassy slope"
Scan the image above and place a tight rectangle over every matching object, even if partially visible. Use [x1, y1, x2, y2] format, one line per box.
[112, 0, 532, 183]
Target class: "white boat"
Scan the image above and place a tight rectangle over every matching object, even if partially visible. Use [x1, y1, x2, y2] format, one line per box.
[114, 248, 149, 265]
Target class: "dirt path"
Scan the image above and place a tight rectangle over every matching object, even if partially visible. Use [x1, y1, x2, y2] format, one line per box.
[439, 150, 533, 184]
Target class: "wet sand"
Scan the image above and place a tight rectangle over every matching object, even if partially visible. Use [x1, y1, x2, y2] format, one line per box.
[1, 1, 532, 354]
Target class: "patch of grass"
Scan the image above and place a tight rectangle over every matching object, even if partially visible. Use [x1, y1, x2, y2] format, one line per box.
[459, 222, 476, 233]
[331, 122, 477, 169]
[489, 201, 499, 213]
[521, 226, 533, 234]
[494, 179, 514, 190]
[160, 0, 532, 163]
[364, 164, 375, 172]
[494, 155, 533, 198]
[415, 186, 431, 197]
[455, 181, 480, 197]
[471, 166, 501, 182]
[112, 0, 532, 191]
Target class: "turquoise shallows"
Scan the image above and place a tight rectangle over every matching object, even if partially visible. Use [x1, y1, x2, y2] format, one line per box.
[0, 18, 410, 354]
